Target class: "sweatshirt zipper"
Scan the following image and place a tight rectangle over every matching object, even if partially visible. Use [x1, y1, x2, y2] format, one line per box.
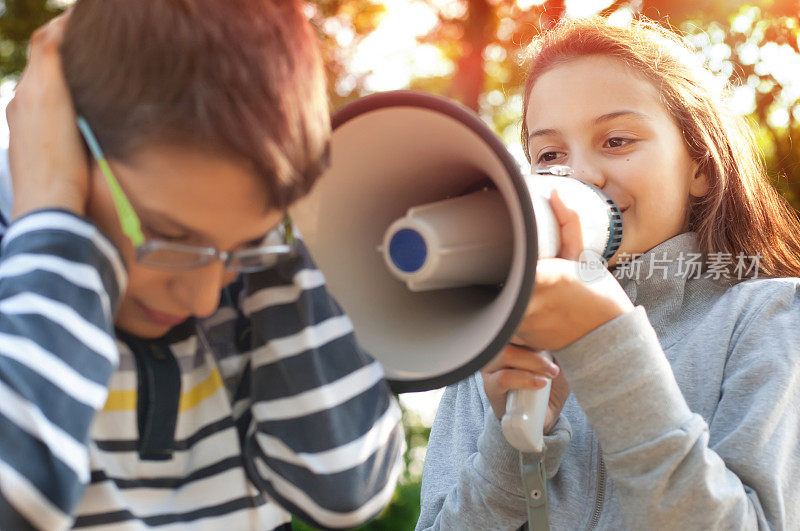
[587, 447, 606, 531]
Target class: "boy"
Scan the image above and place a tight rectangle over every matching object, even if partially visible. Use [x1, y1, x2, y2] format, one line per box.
[1, 1, 403, 529]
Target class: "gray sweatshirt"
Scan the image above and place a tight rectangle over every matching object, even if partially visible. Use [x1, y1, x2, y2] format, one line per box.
[417, 232, 800, 530]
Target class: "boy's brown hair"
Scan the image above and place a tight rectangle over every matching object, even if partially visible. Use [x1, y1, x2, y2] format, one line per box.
[60, 0, 330, 210]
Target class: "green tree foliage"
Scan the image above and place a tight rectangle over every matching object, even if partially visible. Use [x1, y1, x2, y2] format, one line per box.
[307, 0, 389, 111]
[0, 0, 63, 79]
[678, 4, 800, 205]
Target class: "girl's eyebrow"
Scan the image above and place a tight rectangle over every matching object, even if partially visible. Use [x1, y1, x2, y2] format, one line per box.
[592, 109, 651, 125]
[527, 128, 559, 144]
[527, 110, 652, 145]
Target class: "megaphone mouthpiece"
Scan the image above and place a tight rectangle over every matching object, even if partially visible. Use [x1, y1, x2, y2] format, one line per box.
[385, 228, 427, 274]
[381, 189, 513, 292]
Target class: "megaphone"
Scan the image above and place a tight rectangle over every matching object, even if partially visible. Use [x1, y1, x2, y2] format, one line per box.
[293, 91, 620, 457]
[290, 91, 622, 528]
[291, 90, 621, 395]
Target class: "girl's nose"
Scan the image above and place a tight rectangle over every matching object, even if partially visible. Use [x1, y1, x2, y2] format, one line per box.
[573, 163, 606, 189]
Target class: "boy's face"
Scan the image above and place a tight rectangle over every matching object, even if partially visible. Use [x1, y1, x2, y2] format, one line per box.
[86, 144, 284, 338]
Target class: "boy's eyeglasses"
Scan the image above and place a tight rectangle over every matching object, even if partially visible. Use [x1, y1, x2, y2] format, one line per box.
[76, 117, 296, 273]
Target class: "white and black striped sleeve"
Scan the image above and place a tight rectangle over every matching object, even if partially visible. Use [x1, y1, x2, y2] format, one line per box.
[0, 209, 126, 530]
[238, 240, 405, 530]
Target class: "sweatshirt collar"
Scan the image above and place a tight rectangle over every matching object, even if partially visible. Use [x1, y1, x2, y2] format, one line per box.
[611, 232, 727, 348]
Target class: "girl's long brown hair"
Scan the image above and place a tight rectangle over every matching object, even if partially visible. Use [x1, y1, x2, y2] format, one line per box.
[521, 17, 800, 280]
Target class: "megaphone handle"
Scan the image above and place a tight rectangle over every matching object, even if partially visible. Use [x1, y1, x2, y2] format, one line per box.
[500, 351, 553, 454]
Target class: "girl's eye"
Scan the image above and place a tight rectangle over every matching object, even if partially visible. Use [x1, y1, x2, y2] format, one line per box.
[604, 137, 634, 149]
[537, 151, 564, 164]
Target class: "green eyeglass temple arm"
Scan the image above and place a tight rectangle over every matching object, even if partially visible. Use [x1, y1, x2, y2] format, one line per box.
[76, 117, 146, 248]
[282, 214, 295, 245]
[78, 116, 297, 253]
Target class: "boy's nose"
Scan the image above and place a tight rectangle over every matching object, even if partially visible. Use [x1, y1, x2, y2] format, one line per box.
[171, 262, 228, 319]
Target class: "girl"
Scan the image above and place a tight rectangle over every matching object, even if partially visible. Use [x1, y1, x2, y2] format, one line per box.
[417, 17, 800, 530]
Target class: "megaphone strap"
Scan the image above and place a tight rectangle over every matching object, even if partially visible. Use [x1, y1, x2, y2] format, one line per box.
[520, 451, 550, 531]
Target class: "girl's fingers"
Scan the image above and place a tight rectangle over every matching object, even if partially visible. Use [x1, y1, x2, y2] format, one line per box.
[549, 189, 584, 261]
[507, 347, 560, 377]
[487, 369, 550, 394]
[484, 344, 560, 377]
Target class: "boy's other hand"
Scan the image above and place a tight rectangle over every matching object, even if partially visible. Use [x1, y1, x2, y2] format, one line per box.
[7, 10, 89, 219]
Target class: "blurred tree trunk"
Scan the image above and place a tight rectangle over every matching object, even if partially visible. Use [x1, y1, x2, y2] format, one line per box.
[448, 0, 492, 111]
[445, 0, 564, 111]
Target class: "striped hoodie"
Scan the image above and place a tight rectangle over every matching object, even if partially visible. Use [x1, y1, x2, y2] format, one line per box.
[0, 151, 405, 530]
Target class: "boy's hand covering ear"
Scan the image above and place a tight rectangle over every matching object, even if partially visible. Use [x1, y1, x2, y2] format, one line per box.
[7, 10, 90, 219]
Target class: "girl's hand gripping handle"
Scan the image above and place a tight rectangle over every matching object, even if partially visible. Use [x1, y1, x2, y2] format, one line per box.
[501, 351, 553, 453]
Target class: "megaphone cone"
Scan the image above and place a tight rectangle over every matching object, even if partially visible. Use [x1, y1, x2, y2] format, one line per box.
[291, 91, 538, 393]
[290, 91, 621, 396]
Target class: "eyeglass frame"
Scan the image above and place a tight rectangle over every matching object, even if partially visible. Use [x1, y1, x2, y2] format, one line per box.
[76, 116, 297, 272]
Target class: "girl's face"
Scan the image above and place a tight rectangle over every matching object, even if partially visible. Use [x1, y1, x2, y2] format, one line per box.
[86, 145, 284, 338]
[525, 55, 708, 264]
